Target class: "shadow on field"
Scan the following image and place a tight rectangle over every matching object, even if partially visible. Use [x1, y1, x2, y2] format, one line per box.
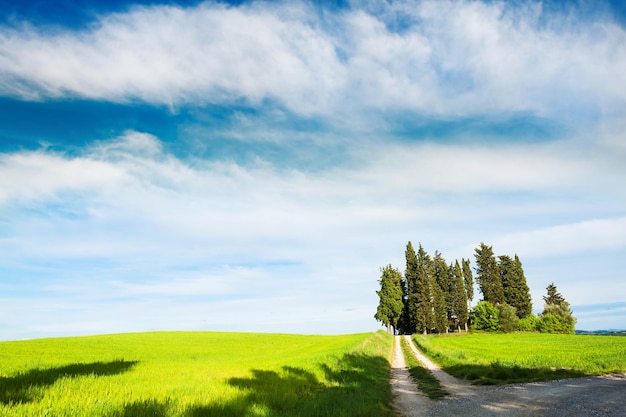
[443, 362, 588, 385]
[185, 353, 393, 417]
[120, 399, 170, 416]
[0, 360, 138, 405]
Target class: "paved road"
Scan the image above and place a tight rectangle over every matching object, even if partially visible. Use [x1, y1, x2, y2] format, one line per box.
[392, 335, 626, 417]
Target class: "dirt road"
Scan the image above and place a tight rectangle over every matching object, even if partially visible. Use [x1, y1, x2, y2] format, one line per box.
[392, 335, 626, 417]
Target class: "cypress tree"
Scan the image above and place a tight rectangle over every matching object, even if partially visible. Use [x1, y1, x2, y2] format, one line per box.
[404, 242, 419, 334]
[374, 265, 404, 334]
[431, 272, 448, 333]
[397, 268, 410, 335]
[499, 254, 533, 318]
[415, 244, 435, 334]
[474, 243, 505, 305]
[462, 258, 474, 310]
[451, 260, 469, 331]
[433, 252, 451, 332]
[513, 255, 532, 317]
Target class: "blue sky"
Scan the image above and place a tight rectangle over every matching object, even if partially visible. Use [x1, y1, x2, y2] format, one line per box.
[0, 0, 625, 340]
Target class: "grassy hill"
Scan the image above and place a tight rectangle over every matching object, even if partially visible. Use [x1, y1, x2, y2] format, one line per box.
[0, 331, 396, 417]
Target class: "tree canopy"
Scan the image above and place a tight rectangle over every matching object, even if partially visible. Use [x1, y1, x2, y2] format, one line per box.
[499, 255, 533, 318]
[376, 242, 576, 335]
[374, 265, 404, 334]
[474, 243, 505, 305]
[539, 283, 576, 334]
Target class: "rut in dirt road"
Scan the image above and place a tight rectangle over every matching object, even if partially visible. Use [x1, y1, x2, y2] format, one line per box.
[401, 335, 474, 398]
[391, 335, 626, 417]
[390, 335, 429, 417]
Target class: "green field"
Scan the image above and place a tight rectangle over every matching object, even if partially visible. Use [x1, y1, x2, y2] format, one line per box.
[0, 331, 395, 417]
[413, 333, 626, 384]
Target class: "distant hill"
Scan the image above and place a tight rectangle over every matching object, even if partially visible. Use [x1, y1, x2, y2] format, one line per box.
[576, 330, 626, 336]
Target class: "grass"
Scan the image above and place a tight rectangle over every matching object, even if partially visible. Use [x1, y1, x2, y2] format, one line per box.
[0, 331, 396, 417]
[400, 337, 447, 399]
[413, 332, 626, 385]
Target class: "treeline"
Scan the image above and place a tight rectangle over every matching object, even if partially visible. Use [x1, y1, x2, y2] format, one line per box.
[375, 241, 576, 335]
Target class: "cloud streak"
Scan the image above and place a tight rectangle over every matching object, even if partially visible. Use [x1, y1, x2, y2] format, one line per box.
[1, 131, 624, 336]
[0, 0, 624, 121]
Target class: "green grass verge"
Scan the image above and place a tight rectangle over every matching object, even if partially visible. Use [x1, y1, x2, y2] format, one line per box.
[400, 337, 447, 399]
[0, 331, 396, 417]
[413, 332, 626, 385]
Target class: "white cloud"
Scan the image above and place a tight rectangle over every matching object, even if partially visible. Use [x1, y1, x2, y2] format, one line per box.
[490, 217, 626, 259]
[0, 1, 344, 113]
[0, 149, 127, 205]
[0, 131, 625, 337]
[0, 0, 623, 119]
[354, 141, 600, 194]
[1, 132, 622, 249]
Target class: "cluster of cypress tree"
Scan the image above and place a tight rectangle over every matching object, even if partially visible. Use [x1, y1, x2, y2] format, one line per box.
[375, 241, 538, 335]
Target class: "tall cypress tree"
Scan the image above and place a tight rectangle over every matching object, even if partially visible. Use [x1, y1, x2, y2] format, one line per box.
[397, 266, 410, 335]
[433, 252, 451, 332]
[374, 265, 404, 334]
[474, 243, 505, 304]
[414, 244, 436, 334]
[404, 242, 419, 334]
[451, 260, 469, 331]
[499, 254, 533, 318]
[513, 255, 532, 316]
[431, 271, 448, 333]
[462, 258, 474, 310]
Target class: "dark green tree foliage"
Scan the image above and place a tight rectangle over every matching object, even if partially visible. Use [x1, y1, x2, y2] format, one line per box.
[472, 301, 499, 331]
[497, 303, 520, 333]
[474, 243, 505, 305]
[462, 258, 474, 307]
[451, 260, 469, 331]
[430, 272, 448, 333]
[397, 264, 411, 335]
[543, 283, 566, 306]
[433, 252, 452, 332]
[539, 283, 576, 334]
[498, 255, 533, 318]
[374, 265, 404, 334]
[415, 244, 436, 334]
[381, 241, 539, 335]
[513, 255, 532, 317]
[404, 242, 419, 334]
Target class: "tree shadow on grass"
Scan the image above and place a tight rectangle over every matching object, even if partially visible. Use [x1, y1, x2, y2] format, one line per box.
[120, 399, 170, 417]
[187, 353, 395, 417]
[443, 363, 588, 385]
[0, 360, 138, 405]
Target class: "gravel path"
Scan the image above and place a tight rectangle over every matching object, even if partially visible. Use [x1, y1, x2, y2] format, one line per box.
[391, 335, 626, 417]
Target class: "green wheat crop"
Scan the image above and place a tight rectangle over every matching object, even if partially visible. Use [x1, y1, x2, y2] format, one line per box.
[0, 331, 395, 417]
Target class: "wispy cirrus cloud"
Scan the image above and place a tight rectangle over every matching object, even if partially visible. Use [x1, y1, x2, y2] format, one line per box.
[1, 131, 623, 269]
[0, 0, 624, 122]
[490, 217, 626, 259]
